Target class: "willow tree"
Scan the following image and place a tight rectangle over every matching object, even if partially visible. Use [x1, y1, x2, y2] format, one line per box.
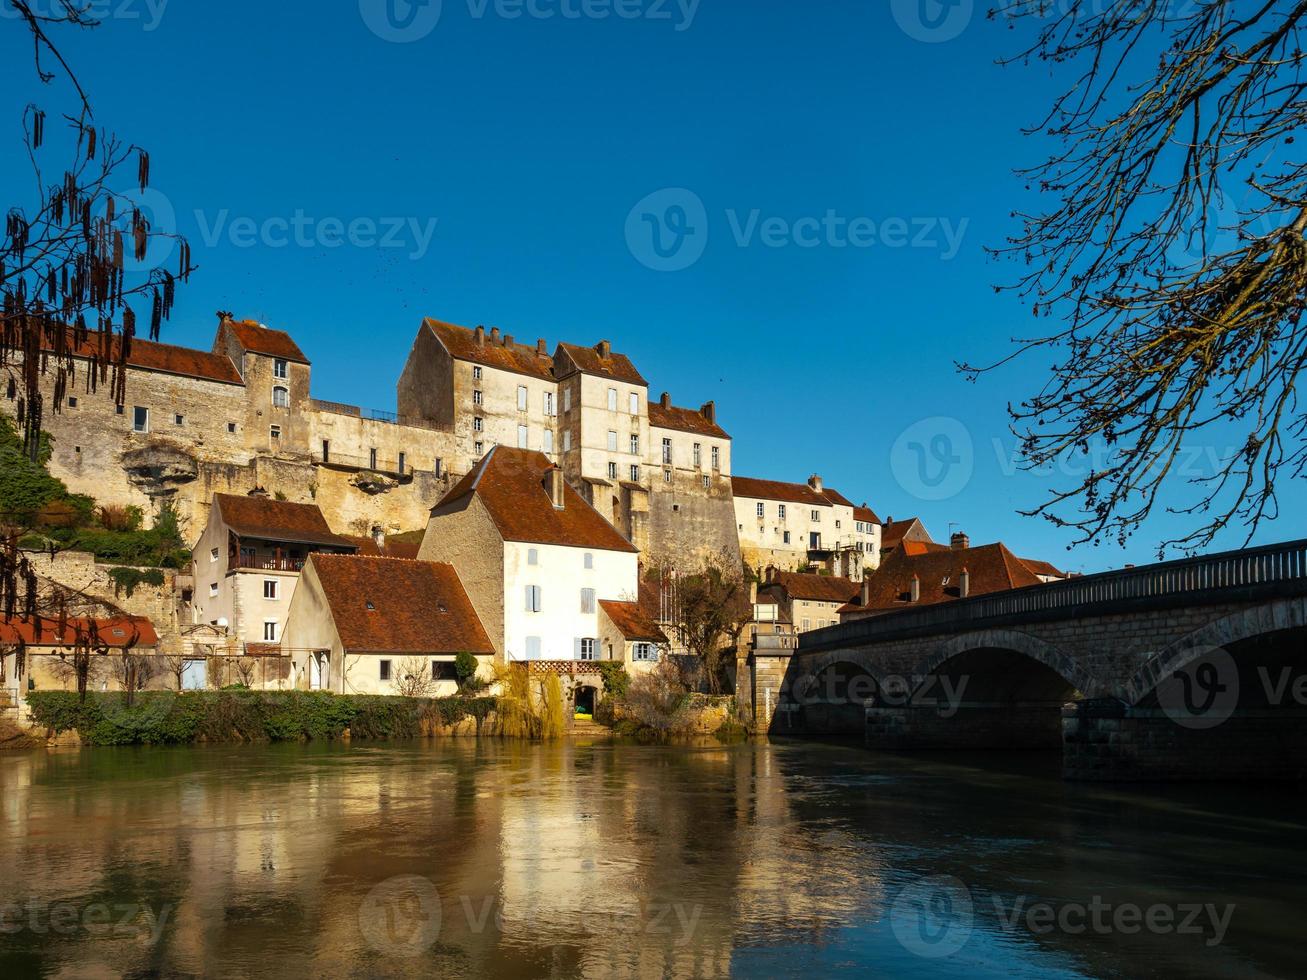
[969, 1, 1307, 555]
[2, 2, 193, 688]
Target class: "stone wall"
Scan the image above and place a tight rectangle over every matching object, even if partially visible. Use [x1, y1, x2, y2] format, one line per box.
[24, 551, 180, 632]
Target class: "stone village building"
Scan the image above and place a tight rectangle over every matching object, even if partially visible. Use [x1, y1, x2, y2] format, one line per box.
[732, 474, 881, 579]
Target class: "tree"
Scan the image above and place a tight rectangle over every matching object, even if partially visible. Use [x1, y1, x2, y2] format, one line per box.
[232, 656, 258, 689]
[648, 550, 752, 695]
[111, 651, 157, 705]
[394, 656, 437, 698]
[969, 2, 1307, 555]
[161, 651, 187, 691]
[2, 3, 194, 685]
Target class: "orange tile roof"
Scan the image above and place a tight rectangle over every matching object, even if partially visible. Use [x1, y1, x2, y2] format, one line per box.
[762, 572, 861, 604]
[45, 326, 243, 385]
[1019, 557, 1067, 579]
[731, 476, 831, 507]
[215, 494, 356, 549]
[647, 398, 729, 439]
[347, 534, 423, 560]
[852, 543, 1042, 611]
[900, 540, 949, 556]
[853, 505, 881, 524]
[308, 555, 494, 655]
[554, 341, 647, 386]
[0, 615, 159, 649]
[434, 447, 638, 553]
[881, 518, 933, 549]
[424, 318, 555, 381]
[599, 599, 668, 643]
[221, 319, 309, 364]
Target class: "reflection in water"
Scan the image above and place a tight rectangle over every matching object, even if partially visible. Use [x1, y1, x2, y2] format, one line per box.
[0, 740, 1303, 978]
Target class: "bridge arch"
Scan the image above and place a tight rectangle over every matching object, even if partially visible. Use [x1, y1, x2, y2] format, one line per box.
[915, 629, 1093, 698]
[1125, 596, 1307, 705]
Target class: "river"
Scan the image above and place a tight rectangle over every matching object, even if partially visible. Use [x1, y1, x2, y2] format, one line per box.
[0, 739, 1302, 978]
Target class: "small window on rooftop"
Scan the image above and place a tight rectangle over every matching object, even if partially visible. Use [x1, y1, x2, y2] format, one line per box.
[366, 600, 376, 611]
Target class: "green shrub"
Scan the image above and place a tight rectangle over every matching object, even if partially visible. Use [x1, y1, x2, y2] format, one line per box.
[107, 567, 166, 597]
[454, 651, 479, 686]
[596, 662, 631, 699]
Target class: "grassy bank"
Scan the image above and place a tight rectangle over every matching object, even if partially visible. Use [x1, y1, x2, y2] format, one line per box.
[26, 691, 497, 747]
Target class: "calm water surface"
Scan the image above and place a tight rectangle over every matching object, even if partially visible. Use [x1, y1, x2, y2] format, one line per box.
[0, 739, 1303, 978]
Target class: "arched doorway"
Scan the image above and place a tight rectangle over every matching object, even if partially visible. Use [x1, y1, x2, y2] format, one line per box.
[574, 684, 598, 719]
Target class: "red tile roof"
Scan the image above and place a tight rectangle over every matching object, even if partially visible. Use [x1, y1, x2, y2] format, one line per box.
[853, 505, 881, 524]
[221, 320, 309, 364]
[0, 615, 158, 649]
[554, 342, 647, 386]
[647, 399, 729, 439]
[851, 543, 1042, 611]
[347, 533, 423, 560]
[762, 572, 861, 604]
[599, 599, 668, 643]
[1019, 557, 1067, 579]
[308, 555, 494, 655]
[731, 476, 831, 507]
[45, 326, 244, 385]
[881, 517, 933, 550]
[900, 540, 950, 556]
[434, 447, 638, 553]
[214, 494, 356, 549]
[424, 318, 555, 381]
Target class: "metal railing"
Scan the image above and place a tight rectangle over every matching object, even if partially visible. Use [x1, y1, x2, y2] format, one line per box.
[236, 555, 305, 572]
[316, 451, 410, 476]
[310, 399, 399, 425]
[800, 539, 1307, 652]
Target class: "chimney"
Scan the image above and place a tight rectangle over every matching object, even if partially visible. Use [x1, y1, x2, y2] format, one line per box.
[765, 564, 776, 584]
[959, 566, 970, 599]
[490, 327, 501, 343]
[596, 340, 611, 358]
[504, 334, 514, 348]
[537, 338, 547, 355]
[549, 467, 565, 510]
[808, 474, 823, 494]
[371, 525, 385, 551]
[909, 574, 921, 603]
[860, 572, 871, 607]
[474, 325, 485, 346]
[748, 579, 758, 605]
[660, 392, 671, 409]
[701, 400, 716, 423]
[951, 531, 970, 551]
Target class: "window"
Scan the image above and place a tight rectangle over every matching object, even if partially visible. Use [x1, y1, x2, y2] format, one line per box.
[432, 660, 458, 681]
[563, 387, 572, 412]
[543, 430, 554, 453]
[264, 579, 279, 600]
[398, 452, 407, 474]
[580, 588, 596, 614]
[263, 621, 278, 642]
[527, 548, 539, 565]
[475, 441, 484, 456]
[473, 417, 484, 432]
[811, 509, 820, 522]
[836, 520, 842, 529]
[517, 425, 529, 449]
[209, 582, 218, 597]
[272, 386, 289, 408]
[369, 448, 378, 470]
[517, 386, 528, 411]
[633, 642, 657, 662]
[132, 406, 149, 433]
[583, 552, 593, 569]
[210, 548, 219, 563]
[629, 434, 639, 454]
[756, 502, 765, 518]
[473, 389, 483, 406]
[662, 438, 672, 464]
[274, 358, 288, 379]
[578, 637, 597, 661]
[693, 443, 702, 468]
[664, 469, 673, 483]
[116, 405, 125, 415]
[607, 430, 618, 451]
[544, 392, 555, 416]
[563, 430, 572, 451]
[379, 659, 392, 681]
[783, 531, 791, 544]
[322, 440, 330, 462]
[67, 397, 77, 408]
[702, 474, 710, 488]
[801, 618, 811, 631]
[629, 464, 640, 482]
[473, 366, 483, 381]
[778, 504, 787, 520]
[270, 425, 281, 440]
[607, 388, 617, 411]
[629, 392, 639, 415]
[607, 461, 617, 480]
[525, 636, 542, 660]
[524, 584, 542, 612]
[712, 446, 720, 471]
[228, 422, 237, 434]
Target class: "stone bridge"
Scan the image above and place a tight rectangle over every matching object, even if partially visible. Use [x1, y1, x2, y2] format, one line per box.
[758, 540, 1307, 781]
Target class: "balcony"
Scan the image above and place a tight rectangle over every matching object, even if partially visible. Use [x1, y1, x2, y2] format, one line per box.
[236, 555, 305, 572]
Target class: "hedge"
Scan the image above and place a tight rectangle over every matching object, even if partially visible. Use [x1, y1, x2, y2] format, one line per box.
[25, 691, 497, 747]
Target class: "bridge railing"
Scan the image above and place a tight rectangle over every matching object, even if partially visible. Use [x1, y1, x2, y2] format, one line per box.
[801, 538, 1307, 651]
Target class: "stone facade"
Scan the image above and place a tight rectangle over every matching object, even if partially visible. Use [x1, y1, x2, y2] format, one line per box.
[733, 474, 880, 578]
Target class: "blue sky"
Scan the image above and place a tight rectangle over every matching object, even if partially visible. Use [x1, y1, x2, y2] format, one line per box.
[3, 0, 1301, 571]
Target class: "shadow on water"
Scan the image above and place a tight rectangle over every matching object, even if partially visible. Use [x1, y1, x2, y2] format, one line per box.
[0, 738, 1303, 978]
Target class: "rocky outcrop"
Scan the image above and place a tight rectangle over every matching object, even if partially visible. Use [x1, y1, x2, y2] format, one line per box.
[121, 443, 200, 499]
